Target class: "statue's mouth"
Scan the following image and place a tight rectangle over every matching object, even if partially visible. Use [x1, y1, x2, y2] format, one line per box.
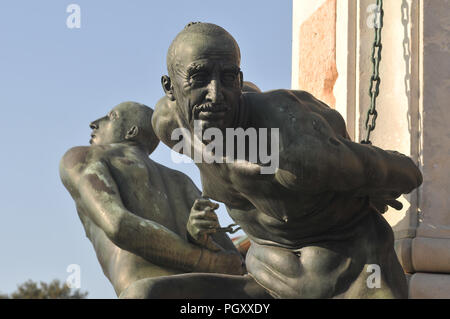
[194, 103, 229, 120]
[89, 134, 95, 144]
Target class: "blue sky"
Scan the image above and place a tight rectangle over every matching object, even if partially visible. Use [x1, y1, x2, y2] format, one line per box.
[0, 0, 292, 298]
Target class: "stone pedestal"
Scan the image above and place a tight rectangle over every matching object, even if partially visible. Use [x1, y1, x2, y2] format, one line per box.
[292, 0, 450, 298]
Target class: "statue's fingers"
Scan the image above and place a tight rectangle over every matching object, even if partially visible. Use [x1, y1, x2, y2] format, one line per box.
[202, 207, 219, 220]
[370, 200, 387, 214]
[193, 198, 219, 210]
[192, 198, 209, 210]
[192, 219, 220, 232]
[190, 208, 219, 222]
[387, 199, 403, 211]
[198, 229, 219, 236]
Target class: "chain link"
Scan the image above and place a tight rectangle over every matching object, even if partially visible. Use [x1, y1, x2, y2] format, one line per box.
[362, 0, 384, 145]
[217, 223, 241, 234]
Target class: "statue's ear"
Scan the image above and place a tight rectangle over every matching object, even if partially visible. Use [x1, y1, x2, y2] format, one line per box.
[161, 75, 175, 101]
[239, 71, 244, 90]
[125, 126, 139, 140]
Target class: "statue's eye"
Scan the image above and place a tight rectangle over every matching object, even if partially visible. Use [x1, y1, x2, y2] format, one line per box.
[191, 72, 208, 82]
[223, 72, 237, 82]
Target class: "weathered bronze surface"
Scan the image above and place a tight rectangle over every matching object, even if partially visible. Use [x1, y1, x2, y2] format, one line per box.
[59, 102, 245, 298]
[151, 22, 423, 298]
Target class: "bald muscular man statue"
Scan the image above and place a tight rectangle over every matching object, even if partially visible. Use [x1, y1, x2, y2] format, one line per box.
[150, 22, 423, 298]
[59, 102, 246, 298]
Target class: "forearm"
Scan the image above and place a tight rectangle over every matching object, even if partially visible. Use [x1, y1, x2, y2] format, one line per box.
[345, 141, 422, 197]
[186, 230, 239, 254]
[276, 134, 421, 196]
[112, 213, 219, 272]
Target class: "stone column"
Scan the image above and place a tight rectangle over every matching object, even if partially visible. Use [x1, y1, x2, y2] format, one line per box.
[355, 0, 450, 298]
[355, 0, 421, 279]
[408, 0, 450, 298]
[292, 0, 450, 298]
[291, 0, 337, 108]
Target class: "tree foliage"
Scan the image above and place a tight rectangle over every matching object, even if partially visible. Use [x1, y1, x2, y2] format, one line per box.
[0, 279, 88, 299]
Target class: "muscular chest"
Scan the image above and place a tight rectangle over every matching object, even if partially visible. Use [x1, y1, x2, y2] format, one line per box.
[198, 161, 273, 210]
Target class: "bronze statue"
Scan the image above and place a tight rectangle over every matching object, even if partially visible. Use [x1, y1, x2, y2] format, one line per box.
[59, 101, 245, 298]
[151, 22, 423, 298]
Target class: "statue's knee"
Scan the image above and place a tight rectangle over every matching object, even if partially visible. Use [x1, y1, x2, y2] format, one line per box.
[119, 279, 168, 299]
[119, 280, 152, 299]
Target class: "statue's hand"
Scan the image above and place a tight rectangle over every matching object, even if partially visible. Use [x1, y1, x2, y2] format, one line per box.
[370, 191, 403, 214]
[187, 198, 222, 252]
[386, 150, 423, 190]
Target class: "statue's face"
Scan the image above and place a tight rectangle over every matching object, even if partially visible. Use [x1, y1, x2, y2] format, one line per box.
[89, 106, 128, 145]
[170, 37, 242, 133]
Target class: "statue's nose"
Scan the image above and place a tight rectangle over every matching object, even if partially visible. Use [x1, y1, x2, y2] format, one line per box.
[205, 79, 224, 103]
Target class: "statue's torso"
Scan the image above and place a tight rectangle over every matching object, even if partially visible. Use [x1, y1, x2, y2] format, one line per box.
[77, 145, 200, 295]
[196, 91, 406, 298]
[198, 90, 366, 246]
[153, 90, 407, 298]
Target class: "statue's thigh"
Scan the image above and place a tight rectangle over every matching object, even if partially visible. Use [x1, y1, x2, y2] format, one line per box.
[119, 273, 272, 299]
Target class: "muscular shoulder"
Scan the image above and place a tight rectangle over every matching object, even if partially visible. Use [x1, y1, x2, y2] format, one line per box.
[59, 145, 112, 185]
[245, 89, 349, 139]
[152, 96, 179, 147]
[60, 145, 112, 169]
[60, 146, 91, 173]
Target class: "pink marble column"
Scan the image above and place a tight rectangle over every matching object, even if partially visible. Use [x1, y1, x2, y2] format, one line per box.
[297, 0, 337, 108]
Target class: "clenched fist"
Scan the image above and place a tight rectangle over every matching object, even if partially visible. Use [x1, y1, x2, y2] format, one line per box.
[187, 198, 223, 252]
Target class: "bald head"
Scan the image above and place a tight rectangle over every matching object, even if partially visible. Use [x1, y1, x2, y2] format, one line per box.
[114, 102, 159, 154]
[90, 102, 159, 154]
[166, 22, 241, 77]
[162, 23, 243, 132]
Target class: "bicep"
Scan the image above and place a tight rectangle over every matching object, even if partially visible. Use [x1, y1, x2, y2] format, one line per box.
[318, 105, 351, 140]
[77, 161, 126, 237]
[276, 124, 365, 193]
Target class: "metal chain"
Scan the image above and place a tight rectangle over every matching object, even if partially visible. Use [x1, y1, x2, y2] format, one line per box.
[217, 223, 241, 234]
[362, 0, 384, 145]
